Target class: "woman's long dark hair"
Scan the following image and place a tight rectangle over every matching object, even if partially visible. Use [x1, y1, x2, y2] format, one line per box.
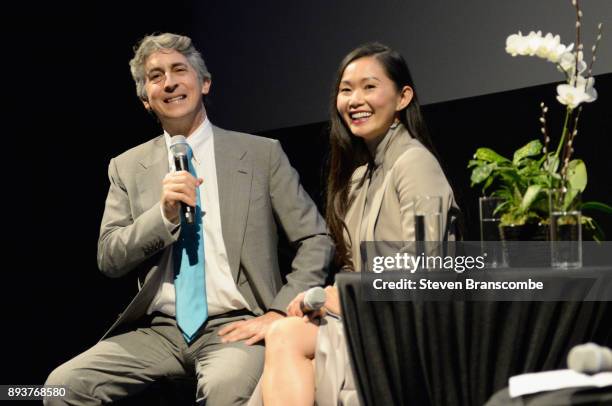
[326, 42, 437, 269]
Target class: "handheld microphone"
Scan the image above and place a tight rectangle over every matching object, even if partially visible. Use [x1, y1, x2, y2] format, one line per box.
[567, 342, 612, 374]
[300, 287, 326, 314]
[169, 135, 195, 224]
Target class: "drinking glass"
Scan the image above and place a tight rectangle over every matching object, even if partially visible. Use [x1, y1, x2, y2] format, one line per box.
[414, 195, 442, 242]
[549, 187, 582, 269]
[479, 196, 507, 268]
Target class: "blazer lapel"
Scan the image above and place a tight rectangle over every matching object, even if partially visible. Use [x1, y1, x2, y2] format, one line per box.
[213, 126, 252, 281]
[364, 172, 391, 242]
[345, 169, 369, 270]
[136, 136, 169, 212]
[364, 126, 410, 241]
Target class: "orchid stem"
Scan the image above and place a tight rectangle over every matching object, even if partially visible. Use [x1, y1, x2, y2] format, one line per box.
[554, 107, 572, 159]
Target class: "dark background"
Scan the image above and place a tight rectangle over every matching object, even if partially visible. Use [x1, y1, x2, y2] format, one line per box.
[3, 0, 611, 392]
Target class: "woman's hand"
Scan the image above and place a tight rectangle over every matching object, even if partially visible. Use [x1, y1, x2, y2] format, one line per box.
[286, 291, 307, 317]
[286, 286, 342, 322]
[322, 286, 341, 316]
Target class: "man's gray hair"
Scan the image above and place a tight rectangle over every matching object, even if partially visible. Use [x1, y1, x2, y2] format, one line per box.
[129, 33, 211, 100]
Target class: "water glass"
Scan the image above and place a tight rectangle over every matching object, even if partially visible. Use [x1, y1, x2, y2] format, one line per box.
[414, 195, 442, 242]
[549, 187, 582, 269]
[479, 196, 507, 268]
[413, 196, 443, 269]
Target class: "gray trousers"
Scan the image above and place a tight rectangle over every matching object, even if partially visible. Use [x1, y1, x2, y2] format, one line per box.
[44, 312, 264, 405]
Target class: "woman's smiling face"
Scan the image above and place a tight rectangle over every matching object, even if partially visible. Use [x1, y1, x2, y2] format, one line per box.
[336, 56, 412, 149]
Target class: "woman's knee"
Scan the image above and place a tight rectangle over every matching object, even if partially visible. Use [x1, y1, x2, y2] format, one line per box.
[265, 317, 317, 357]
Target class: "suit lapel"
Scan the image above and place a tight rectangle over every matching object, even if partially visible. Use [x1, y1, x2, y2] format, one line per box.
[136, 136, 169, 212]
[213, 126, 252, 281]
[364, 171, 391, 242]
[345, 169, 368, 270]
[351, 185, 368, 270]
[365, 126, 410, 241]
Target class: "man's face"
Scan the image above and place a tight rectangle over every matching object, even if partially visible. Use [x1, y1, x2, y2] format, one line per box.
[142, 49, 210, 128]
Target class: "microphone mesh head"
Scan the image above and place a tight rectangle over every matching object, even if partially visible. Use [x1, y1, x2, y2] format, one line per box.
[567, 342, 612, 373]
[304, 287, 326, 311]
[169, 135, 189, 156]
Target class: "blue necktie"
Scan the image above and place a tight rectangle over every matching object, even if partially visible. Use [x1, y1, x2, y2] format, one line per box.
[173, 146, 207, 342]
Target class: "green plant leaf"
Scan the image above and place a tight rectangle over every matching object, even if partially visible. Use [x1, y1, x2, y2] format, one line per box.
[518, 159, 543, 178]
[533, 174, 553, 188]
[470, 163, 494, 185]
[500, 211, 528, 226]
[467, 159, 481, 168]
[474, 148, 509, 164]
[531, 198, 550, 216]
[581, 201, 612, 214]
[520, 184, 542, 212]
[566, 159, 587, 193]
[543, 155, 559, 173]
[513, 140, 543, 165]
[582, 215, 606, 242]
[483, 176, 494, 193]
[499, 169, 522, 187]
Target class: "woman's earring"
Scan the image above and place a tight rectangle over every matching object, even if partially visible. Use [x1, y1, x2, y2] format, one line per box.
[390, 119, 400, 129]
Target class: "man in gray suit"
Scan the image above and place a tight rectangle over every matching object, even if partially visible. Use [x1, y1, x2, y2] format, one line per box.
[45, 33, 333, 405]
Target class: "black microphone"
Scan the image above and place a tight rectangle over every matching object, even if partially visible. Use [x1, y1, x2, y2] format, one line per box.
[169, 135, 195, 224]
[300, 287, 326, 314]
[567, 343, 612, 374]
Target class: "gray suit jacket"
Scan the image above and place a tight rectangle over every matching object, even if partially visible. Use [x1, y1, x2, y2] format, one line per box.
[97, 125, 333, 339]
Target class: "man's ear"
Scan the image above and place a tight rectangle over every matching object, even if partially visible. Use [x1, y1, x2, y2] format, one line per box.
[141, 97, 151, 111]
[201, 78, 211, 95]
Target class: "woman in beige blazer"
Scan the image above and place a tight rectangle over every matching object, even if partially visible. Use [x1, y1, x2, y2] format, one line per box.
[259, 43, 457, 406]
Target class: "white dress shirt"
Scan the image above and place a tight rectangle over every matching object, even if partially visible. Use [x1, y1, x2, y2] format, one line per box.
[147, 117, 251, 317]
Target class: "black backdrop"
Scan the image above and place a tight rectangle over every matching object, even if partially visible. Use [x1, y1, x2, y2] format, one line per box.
[3, 0, 611, 392]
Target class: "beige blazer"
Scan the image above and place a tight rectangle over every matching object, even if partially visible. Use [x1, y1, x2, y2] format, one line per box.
[344, 125, 457, 270]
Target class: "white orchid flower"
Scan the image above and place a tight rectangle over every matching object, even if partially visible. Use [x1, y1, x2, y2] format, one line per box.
[506, 31, 542, 56]
[558, 50, 587, 76]
[506, 32, 528, 56]
[551, 44, 570, 62]
[556, 75, 597, 109]
[506, 31, 572, 64]
[578, 75, 597, 99]
[525, 31, 544, 56]
[535, 33, 557, 59]
[545, 36, 573, 63]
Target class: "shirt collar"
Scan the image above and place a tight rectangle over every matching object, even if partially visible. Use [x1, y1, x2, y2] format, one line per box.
[163, 117, 213, 164]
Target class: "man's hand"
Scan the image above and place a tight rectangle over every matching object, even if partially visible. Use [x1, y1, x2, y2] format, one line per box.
[161, 171, 203, 223]
[218, 311, 284, 345]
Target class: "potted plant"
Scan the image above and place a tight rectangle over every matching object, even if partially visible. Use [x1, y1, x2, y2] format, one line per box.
[468, 0, 611, 242]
